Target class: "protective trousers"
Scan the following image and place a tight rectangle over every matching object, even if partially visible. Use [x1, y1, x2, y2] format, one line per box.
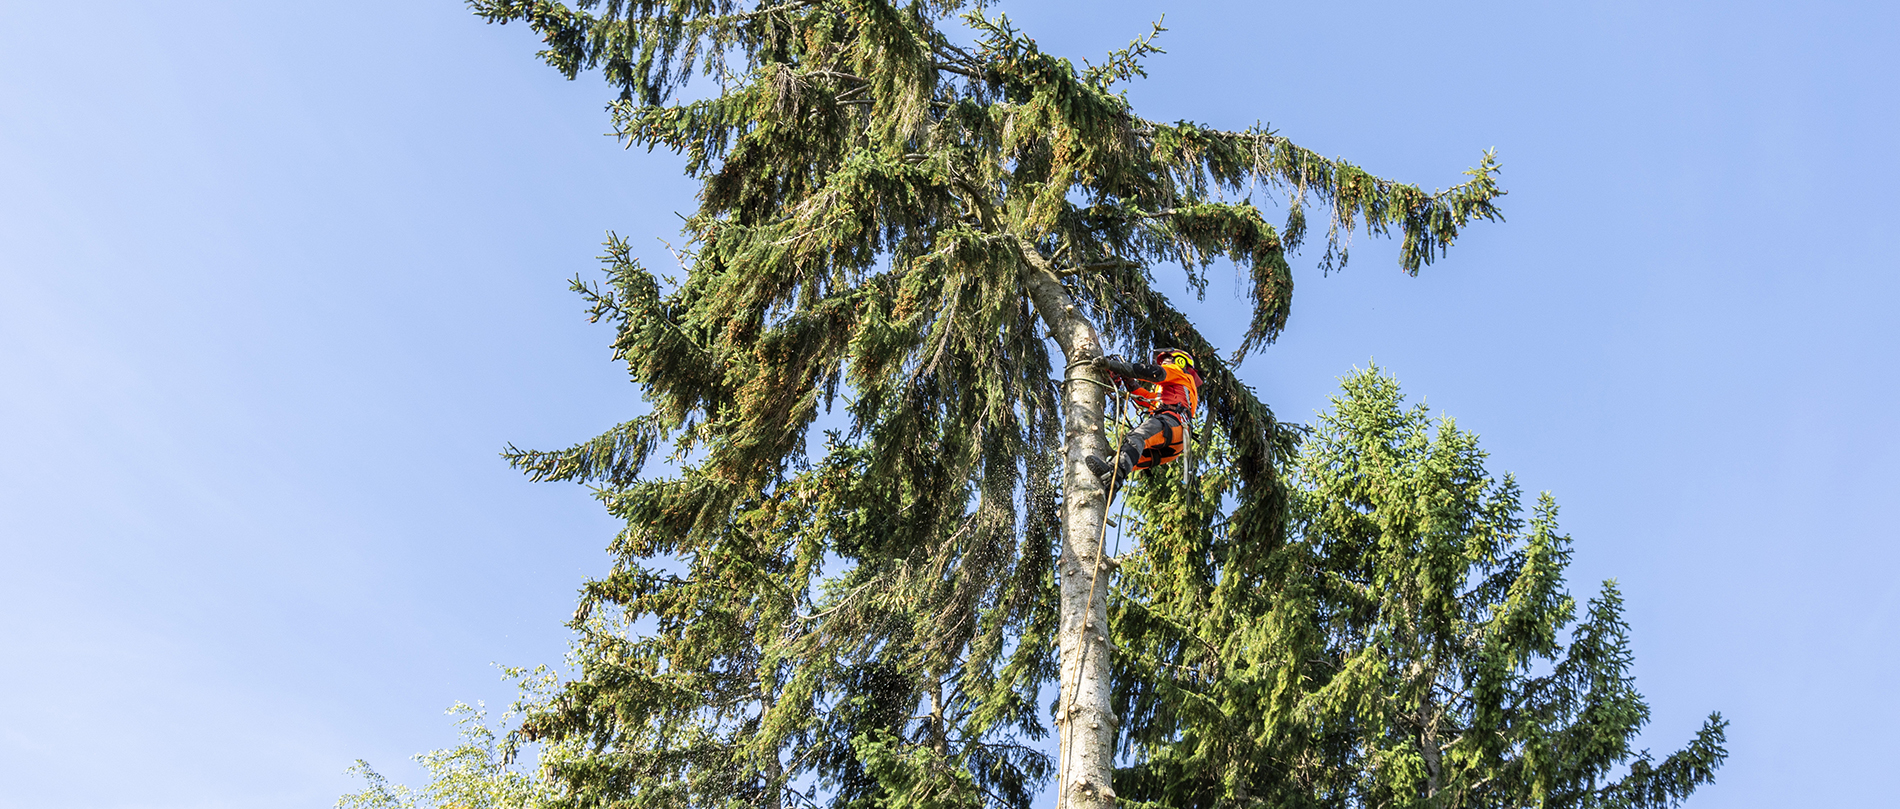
[1107, 409, 1187, 483]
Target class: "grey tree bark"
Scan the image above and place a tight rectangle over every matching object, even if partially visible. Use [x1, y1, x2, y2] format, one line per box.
[1018, 238, 1118, 808]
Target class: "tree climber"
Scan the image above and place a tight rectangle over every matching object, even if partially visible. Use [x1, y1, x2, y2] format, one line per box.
[1086, 349, 1203, 498]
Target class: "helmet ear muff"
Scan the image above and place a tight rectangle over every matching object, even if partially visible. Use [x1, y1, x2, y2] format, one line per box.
[1156, 349, 1194, 369]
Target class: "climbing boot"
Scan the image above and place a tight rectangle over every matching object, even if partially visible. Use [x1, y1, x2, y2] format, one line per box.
[1085, 454, 1125, 500]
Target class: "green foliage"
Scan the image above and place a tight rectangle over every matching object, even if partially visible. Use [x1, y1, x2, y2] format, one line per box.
[339, 668, 572, 809]
[850, 730, 985, 809]
[1107, 368, 1727, 808]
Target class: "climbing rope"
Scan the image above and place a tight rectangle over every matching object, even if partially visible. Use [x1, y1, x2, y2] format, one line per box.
[1181, 416, 1195, 503]
[1110, 413, 1135, 559]
[1062, 358, 1117, 393]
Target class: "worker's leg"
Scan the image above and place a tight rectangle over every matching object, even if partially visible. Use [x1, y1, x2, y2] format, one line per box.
[1086, 413, 1181, 487]
[1129, 412, 1184, 471]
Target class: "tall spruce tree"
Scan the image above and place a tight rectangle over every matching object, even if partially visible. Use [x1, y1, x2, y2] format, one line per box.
[473, 2, 1502, 807]
[1106, 368, 1727, 808]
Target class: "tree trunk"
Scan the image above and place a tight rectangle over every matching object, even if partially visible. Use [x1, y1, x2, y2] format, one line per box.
[761, 674, 785, 809]
[929, 675, 948, 756]
[1018, 239, 1118, 808]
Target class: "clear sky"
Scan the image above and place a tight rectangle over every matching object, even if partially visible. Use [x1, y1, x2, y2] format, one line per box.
[2, 1, 1894, 806]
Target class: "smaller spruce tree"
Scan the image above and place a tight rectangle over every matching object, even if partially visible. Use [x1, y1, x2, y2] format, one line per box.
[1107, 367, 1727, 808]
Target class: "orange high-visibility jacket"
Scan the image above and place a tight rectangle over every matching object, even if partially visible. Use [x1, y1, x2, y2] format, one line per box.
[1119, 362, 1201, 418]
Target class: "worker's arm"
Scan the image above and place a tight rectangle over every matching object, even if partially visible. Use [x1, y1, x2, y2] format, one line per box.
[1098, 354, 1166, 384]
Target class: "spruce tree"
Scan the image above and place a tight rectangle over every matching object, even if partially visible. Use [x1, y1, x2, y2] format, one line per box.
[472, 2, 1502, 807]
[1107, 368, 1727, 808]
[1287, 370, 1727, 808]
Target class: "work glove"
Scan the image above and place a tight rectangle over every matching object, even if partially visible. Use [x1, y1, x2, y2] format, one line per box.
[1097, 354, 1137, 378]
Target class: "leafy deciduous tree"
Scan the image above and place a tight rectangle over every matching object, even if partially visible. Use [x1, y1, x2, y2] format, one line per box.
[340, 668, 571, 809]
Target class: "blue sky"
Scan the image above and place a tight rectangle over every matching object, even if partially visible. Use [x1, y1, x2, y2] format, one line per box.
[2, 1, 1894, 806]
